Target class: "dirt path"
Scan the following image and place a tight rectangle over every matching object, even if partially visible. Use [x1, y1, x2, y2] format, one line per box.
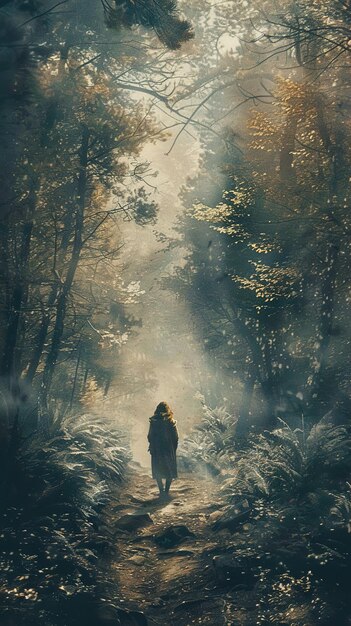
[105, 467, 247, 625]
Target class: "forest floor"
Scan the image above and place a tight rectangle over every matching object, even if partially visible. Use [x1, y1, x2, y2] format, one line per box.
[104, 466, 256, 626]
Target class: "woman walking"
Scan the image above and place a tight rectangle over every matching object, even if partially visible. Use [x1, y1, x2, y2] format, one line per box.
[148, 401, 178, 496]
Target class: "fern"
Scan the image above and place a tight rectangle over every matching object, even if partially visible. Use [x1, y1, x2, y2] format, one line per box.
[0, 413, 130, 626]
[182, 405, 351, 623]
[178, 404, 237, 474]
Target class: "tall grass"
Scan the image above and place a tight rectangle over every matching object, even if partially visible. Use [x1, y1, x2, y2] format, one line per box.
[0, 413, 130, 626]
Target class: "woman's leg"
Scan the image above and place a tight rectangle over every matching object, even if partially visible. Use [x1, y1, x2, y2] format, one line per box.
[156, 477, 164, 494]
[165, 478, 172, 494]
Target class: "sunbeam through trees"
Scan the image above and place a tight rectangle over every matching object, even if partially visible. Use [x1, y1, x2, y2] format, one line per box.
[1, 0, 351, 625]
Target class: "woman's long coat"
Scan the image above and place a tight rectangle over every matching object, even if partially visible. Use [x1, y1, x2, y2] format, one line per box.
[148, 416, 178, 479]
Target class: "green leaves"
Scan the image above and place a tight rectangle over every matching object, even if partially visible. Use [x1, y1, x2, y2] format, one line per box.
[104, 0, 194, 49]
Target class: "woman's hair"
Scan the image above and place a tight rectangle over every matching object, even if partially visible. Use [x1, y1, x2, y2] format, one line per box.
[154, 401, 174, 421]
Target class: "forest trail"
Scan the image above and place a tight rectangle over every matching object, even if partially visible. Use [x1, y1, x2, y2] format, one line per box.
[105, 468, 245, 626]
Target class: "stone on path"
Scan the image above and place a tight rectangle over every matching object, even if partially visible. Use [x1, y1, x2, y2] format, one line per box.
[154, 524, 195, 548]
[116, 607, 148, 625]
[212, 499, 251, 532]
[208, 510, 223, 523]
[212, 554, 255, 587]
[128, 554, 147, 565]
[158, 548, 195, 558]
[96, 604, 148, 626]
[129, 496, 156, 505]
[115, 513, 153, 532]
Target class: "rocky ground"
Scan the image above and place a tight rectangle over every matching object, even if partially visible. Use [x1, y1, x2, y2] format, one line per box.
[104, 467, 254, 626]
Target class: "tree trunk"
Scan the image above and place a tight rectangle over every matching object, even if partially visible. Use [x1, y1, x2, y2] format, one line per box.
[26, 188, 77, 382]
[0, 201, 34, 377]
[69, 342, 81, 409]
[309, 240, 339, 403]
[0, 215, 11, 327]
[104, 374, 112, 397]
[83, 366, 89, 389]
[308, 99, 342, 406]
[25, 288, 58, 383]
[39, 124, 89, 410]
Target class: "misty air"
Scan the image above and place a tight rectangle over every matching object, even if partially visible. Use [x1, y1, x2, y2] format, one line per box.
[1, 0, 351, 625]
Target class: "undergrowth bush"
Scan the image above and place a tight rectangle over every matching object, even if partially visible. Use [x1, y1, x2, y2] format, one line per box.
[0, 413, 130, 626]
[224, 421, 351, 625]
[179, 404, 237, 474]
[221, 420, 351, 506]
[183, 408, 351, 625]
